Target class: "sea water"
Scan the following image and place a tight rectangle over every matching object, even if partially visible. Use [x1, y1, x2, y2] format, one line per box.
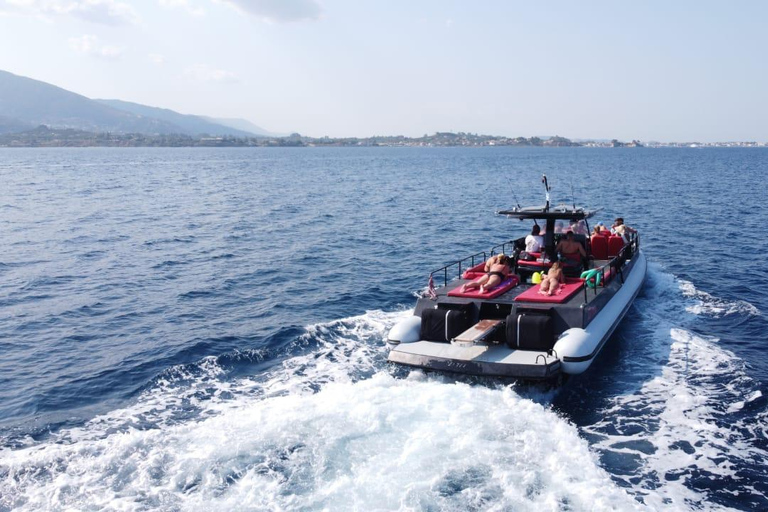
[0, 147, 766, 511]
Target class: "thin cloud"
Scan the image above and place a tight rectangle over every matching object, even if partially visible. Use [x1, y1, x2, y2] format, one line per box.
[215, 0, 322, 23]
[0, 0, 139, 25]
[69, 34, 123, 59]
[184, 64, 238, 83]
[158, 0, 206, 17]
[149, 53, 167, 65]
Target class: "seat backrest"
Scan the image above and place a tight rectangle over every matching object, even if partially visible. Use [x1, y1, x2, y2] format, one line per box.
[590, 235, 609, 260]
[607, 236, 625, 257]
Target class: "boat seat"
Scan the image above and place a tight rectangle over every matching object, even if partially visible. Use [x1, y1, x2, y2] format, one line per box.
[590, 235, 609, 260]
[607, 236, 625, 257]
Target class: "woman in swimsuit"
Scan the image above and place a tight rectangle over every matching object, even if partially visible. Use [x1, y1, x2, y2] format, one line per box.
[461, 254, 511, 293]
[539, 261, 564, 296]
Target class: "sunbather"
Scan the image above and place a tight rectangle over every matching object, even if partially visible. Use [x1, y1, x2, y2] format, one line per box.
[539, 261, 564, 296]
[461, 254, 511, 294]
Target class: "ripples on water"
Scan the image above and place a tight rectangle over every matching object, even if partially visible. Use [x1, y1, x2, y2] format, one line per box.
[0, 147, 766, 511]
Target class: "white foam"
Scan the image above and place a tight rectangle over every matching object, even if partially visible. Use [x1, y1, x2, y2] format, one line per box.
[1, 375, 643, 511]
[584, 326, 767, 510]
[3, 264, 765, 511]
[575, 263, 768, 510]
[726, 390, 762, 414]
[678, 279, 761, 317]
[0, 310, 640, 511]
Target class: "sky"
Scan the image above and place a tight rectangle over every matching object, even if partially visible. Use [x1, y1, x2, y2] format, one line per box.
[1, 0, 766, 141]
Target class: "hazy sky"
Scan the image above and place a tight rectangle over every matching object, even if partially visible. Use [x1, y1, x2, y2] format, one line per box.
[1, 0, 766, 141]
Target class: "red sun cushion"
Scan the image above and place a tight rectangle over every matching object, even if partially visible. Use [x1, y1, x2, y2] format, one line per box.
[517, 258, 579, 271]
[514, 277, 584, 303]
[461, 262, 487, 279]
[448, 275, 521, 299]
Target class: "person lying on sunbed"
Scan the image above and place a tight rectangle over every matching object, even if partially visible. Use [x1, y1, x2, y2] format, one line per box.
[461, 254, 511, 294]
[539, 261, 564, 296]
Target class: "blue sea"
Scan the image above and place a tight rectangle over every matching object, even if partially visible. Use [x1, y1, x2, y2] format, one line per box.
[1, 147, 766, 511]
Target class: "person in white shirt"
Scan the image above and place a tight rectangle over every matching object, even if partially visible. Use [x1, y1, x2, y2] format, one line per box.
[525, 225, 544, 252]
[611, 217, 636, 243]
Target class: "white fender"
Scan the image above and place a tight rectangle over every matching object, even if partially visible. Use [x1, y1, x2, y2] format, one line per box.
[553, 328, 592, 374]
[554, 251, 646, 374]
[387, 316, 421, 347]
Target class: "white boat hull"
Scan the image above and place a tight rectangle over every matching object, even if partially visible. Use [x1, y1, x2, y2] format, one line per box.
[554, 251, 647, 374]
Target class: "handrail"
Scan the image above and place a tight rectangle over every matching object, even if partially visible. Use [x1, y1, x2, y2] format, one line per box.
[490, 240, 519, 257]
[430, 250, 487, 287]
[428, 238, 521, 287]
[580, 233, 640, 304]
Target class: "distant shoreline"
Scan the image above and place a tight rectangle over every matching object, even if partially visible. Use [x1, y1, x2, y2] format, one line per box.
[0, 127, 764, 149]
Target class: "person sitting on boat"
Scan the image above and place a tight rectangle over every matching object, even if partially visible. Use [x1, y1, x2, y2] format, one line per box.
[539, 261, 564, 296]
[569, 219, 589, 236]
[611, 217, 636, 243]
[555, 231, 587, 265]
[462, 254, 511, 294]
[525, 225, 544, 253]
[591, 225, 608, 243]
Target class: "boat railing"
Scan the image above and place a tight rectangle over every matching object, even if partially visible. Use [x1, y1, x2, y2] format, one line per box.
[581, 233, 640, 303]
[430, 250, 488, 287]
[429, 239, 520, 287]
[490, 239, 520, 257]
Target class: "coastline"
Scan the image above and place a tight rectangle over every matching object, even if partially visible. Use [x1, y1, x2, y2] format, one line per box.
[1, 128, 764, 149]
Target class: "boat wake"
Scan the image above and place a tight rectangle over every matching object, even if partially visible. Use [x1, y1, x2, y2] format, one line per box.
[1, 266, 765, 511]
[1, 309, 639, 511]
[581, 265, 768, 510]
[678, 279, 761, 318]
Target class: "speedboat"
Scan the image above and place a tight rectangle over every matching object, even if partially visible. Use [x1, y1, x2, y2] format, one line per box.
[387, 176, 646, 380]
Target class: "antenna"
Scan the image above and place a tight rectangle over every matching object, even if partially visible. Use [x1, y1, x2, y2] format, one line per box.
[569, 180, 576, 210]
[507, 176, 522, 210]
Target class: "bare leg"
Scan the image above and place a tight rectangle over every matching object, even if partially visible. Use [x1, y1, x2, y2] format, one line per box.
[482, 275, 502, 294]
[547, 279, 559, 295]
[462, 275, 488, 292]
[539, 277, 550, 294]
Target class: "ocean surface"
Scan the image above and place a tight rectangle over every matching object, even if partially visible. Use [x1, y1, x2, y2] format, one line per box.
[0, 146, 766, 511]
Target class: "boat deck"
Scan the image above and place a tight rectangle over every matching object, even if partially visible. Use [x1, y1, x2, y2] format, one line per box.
[388, 339, 561, 378]
[387, 210, 643, 379]
[428, 258, 616, 311]
[389, 256, 637, 379]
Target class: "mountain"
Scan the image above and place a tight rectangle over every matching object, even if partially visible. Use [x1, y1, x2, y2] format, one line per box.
[97, 99, 256, 137]
[0, 70, 277, 137]
[0, 70, 183, 134]
[0, 114, 34, 135]
[200, 116, 281, 137]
